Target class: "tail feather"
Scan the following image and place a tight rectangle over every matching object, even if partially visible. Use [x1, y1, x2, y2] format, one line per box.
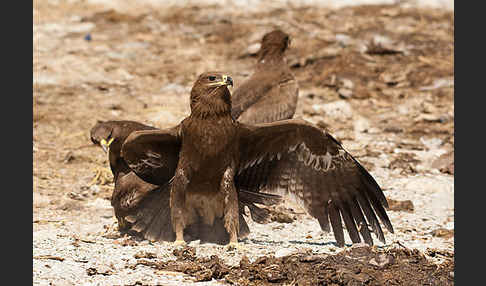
[125, 185, 174, 241]
[246, 202, 271, 223]
[239, 189, 282, 206]
[123, 184, 253, 243]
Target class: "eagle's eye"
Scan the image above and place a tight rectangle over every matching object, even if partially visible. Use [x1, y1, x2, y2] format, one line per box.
[208, 76, 216, 81]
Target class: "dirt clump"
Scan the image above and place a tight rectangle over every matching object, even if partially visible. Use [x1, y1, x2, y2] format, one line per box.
[130, 245, 453, 285]
[387, 198, 415, 212]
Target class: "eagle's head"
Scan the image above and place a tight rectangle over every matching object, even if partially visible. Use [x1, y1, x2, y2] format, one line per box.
[90, 121, 142, 154]
[258, 30, 291, 61]
[190, 72, 234, 118]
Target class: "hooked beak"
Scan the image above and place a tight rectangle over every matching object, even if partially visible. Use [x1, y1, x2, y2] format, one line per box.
[208, 75, 233, 87]
[100, 138, 114, 154]
[222, 75, 233, 87]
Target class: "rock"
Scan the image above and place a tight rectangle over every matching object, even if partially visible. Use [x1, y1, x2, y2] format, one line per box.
[335, 33, 353, 47]
[134, 251, 157, 259]
[86, 264, 113, 276]
[415, 113, 444, 123]
[387, 198, 414, 212]
[338, 87, 353, 99]
[419, 78, 454, 91]
[431, 151, 454, 174]
[291, 47, 339, 68]
[430, 228, 454, 239]
[365, 34, 406, 55]
[246, 42, 261, 55]
[270, 211, 294, 224]
[339, 78, 354, 90]
[383, 126, 403, 133]
[379, 68, 409, 85]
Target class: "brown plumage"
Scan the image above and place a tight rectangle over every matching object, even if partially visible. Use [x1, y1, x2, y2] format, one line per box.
[231, 30, 298, 124]
[121, 72, 394, 247]
[90, 119, 280, 243]
[90, 120, 159, 231]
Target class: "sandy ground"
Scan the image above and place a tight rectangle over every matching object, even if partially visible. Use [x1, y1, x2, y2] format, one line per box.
[33, 0, 453, 285]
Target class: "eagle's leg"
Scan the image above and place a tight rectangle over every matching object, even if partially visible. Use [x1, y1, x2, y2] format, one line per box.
[170, 168, 190, 245]
[221, 167, 239, 248]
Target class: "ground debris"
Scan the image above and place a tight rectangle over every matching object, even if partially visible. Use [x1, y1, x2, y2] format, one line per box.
[432, 151, 454, 174]
[387, 198, 415, 212]
[33, 255, 65, 262]
[86, 266, 113, 276]
[135, 245, 453, 285]
[365, 34, 406, 55]
[429, 228, 454, 239]
[134, 251, 157, 259]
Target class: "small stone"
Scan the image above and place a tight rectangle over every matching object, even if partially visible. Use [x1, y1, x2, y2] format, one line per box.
[430, 228, 454, 239]
[338, 88, 353, 99]
[246, 42, 261, 55]
[335, 34, 352, 47]
[387, 199, 414, 212]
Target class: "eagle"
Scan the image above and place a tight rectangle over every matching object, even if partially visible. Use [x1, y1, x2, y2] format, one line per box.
[231, 29, 298, 124]
[121, 72, 394, 248]
[90, 120, 281, 243]
[89, 30, 299, 243]
[90, 121, 158, 231]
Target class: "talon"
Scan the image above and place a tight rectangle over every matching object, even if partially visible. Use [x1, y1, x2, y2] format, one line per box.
[226, 242, 241, 251]
[103, 220, 120, 234]
[117, 219, 128, 231]
[89, 167, 113, 186]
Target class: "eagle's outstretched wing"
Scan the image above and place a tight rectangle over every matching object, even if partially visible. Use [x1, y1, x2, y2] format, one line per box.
[121, 126, 182, 186]
[236, 119, 394, 246]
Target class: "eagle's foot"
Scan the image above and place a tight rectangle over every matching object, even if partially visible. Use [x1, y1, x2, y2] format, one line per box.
[225, 242, 241, 251]
[103, 220, 119, 234]
[117, 219, 129, 231]
[89, 166, 113, 186]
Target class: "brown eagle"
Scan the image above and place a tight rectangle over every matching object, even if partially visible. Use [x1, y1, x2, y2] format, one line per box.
[121, 72, 394, 247]
[231, 29, 298, 124]
[90, 120, 281, 243]
[90, 30, 299, 242]
[90, 121, 158, 231]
